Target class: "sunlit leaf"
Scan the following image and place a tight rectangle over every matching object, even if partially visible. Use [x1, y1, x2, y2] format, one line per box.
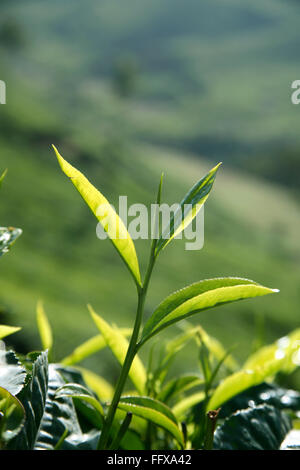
[36, 301, 53, 355]
[53, 146, 141, 287]
[118, 396, 184, 447]
[0, 350, 27, 396]
[214, 404, 291, 450]
[0, 325, 21, 341]
[0, 169, 7, 188]
[155, 162, 221, 255]
[158, 374, 203, 403]
[61, 329, 132, 366]
[74, 366, 114, 402]
[0, 386, 25, 444]
[141, 278, 278, 345]
[172, 391, 205, 420]
[244, 328, 300, 374]
[89, 306, 146, 394]
[207, 356, 287, 411]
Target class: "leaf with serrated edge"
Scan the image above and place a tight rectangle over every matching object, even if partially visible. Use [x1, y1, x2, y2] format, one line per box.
[89, 306, 146, 394]
[53, 146, 141, 288]
[118, 396, 184, 447]
[55, 383, 104, 425]
[141, 277, 278, 345]
[155, 162, 221, 254]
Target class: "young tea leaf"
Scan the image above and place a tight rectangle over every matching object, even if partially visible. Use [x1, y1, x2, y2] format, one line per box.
[36, 301, 53, 355]
[172, 391, 205, 420]
[207, 354, 289, 412]
[89, 305, 146, 394]
[243, 328, 300, 375]
[55, 383, 104, 427]
[61, 329, 132, 366]
[140, 277, 278, 345]
[155, 162, 221, 255]
[0, 325, 21, 341]
[0, 386, 25, 444]
[118, 396, 184, 447]
[0, 169, 7, 189]
[74, 367, 114, 402]
[52, 146, 141, 288]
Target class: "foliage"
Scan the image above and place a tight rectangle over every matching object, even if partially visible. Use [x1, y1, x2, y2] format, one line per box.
[0, 160, 299, 451]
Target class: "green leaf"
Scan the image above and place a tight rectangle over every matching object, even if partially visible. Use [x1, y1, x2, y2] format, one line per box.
[9, 354, 100, 450]
[141, 277, 278, 345]
[118, 396, 184, 447]
[53, 146, 141, 287]
[209, 329, 300, 413]
[158, 375, 203, 404]
[0, 325, 21, 341]
[61, 329, 132, 366]
[155, 162, 221, 255]
[0, 226, 22, 258]
[0, 350, 27, 396]
[36, 301, 53, 355]
[207, 356, 287, 412]
[0, 169, 7, 188]
[89, 306, 146, 394]
[244, 328, 300, 374]
[213, 404, 292, 450]
[74, 366, 114, 402]
[55, 383, 104, 427]
[8, 351, 49, 449]
[172, 391, 205, 420]
[0, 386, 25, 445]
[37, 365, 100, 450]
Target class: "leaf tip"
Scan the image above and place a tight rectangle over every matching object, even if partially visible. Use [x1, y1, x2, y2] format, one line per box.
[87, 304, 98, 323]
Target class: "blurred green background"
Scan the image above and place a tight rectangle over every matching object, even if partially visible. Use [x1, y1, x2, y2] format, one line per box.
[0, 0, 299, 386]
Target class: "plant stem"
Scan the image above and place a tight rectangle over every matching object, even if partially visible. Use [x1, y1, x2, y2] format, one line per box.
[203, 408, 220, 450]
[98, 248, 156, 450]
[109, 412, 132, 450]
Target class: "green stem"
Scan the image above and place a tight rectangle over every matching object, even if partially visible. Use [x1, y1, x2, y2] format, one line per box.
[109, 412, 132, 450]
[203, 409, 220, 450]
[98, 248, 156, 450]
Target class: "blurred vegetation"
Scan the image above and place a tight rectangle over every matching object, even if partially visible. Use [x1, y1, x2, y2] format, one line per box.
[0, 0, 299, 389]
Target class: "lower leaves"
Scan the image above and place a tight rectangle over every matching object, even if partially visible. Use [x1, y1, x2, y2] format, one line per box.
[213, 404, 292, 450]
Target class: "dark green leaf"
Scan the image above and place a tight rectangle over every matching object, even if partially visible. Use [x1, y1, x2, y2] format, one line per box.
[219, 382, 300, 419]
[118, 396, 184, 447]
[214, 404, 292, 450]
[0, 349, 27, 396]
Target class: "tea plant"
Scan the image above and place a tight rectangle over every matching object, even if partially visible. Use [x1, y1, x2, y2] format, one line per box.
[1, 156, 300, 451]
